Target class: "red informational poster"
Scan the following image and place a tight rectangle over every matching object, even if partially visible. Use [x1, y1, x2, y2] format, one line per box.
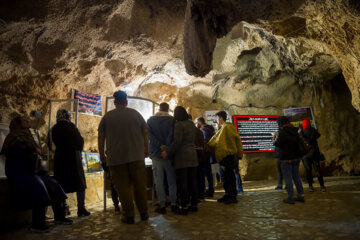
[232, 115, 279, 153]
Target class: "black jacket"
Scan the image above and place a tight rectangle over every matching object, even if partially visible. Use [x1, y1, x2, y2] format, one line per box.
[299, 126, 321, 160]
[273, 126, 302, 161]
[52, 120, 86, 193]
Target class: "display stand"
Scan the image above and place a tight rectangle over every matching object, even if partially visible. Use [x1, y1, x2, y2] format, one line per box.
[103, 96, 157, 211]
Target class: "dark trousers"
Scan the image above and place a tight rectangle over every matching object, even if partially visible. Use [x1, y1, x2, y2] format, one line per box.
[281, 161, 304, 198]
[111, 184, 119, 207]
[109, 161, 148, 218]
[32, 199, 65, 227]
[63, 190, 86, 211]
[276, 158, 283, 186]
[220, 155, 237, 197]
[175, 167, 198, 208]
[234, 158, 243, 189]
[303, 158, 324, 187]
[198, 163, 214, 194]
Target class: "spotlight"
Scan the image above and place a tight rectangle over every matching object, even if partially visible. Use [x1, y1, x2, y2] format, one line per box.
[212, 99, 217, 103]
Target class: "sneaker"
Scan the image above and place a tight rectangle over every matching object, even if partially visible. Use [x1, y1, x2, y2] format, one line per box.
[31, 224, 50, 233]
[237, 187, 243, 193]
[275, 185, 283, 190]
[78, 208, 91, 217]
[309, 186, 315, 192]
[121, 216, 135, 224]
[283, 198, 295, 204]
[224, 197, 238, 204]
[188, 206, 198, 212]
[140, 212, 149, 221]
[321, 186, 326, 192]
[54, 218, 73, 225]
[293, 196, 305, 203]
[155, 206, 166, 214]
[114, 205, 121, 214]
[217, 195, 229, 203]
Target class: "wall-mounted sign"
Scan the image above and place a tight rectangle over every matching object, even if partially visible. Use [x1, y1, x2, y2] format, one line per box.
[73, 89, 102, 117]
[204, 110, 231, 130]
[283, 106, 316, 128]
[233, 115, 279, 153]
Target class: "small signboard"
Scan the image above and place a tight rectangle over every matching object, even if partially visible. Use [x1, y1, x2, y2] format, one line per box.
[283, 106, 316, 128]
[73, 89, 102, 117]
[85, 153, 102, 172]
[204, 110, 231, 130]
[233, 115, 279, 153]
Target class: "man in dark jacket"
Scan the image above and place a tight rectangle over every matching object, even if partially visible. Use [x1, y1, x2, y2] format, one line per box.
[273, 116, 304, 204]
[51, 109, 90, 217]
[299, 119, 326, 192]
[196, 117, 215, 198]
[147, 102, 177, 214]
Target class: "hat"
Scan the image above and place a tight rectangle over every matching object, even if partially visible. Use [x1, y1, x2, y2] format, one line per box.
[113, 90, 127, 104]
[302, 119, 311, 130]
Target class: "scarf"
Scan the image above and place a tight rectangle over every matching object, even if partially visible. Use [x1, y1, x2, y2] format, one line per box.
[1, 128, 37, 155]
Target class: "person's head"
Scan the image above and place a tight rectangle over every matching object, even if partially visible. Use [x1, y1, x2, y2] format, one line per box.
[302, 119, 311, 130]
[9, 116, 30, 131]
[215, 111, 227, 127]
[173, 106, 188, 121]
[56, 109, 72, 123]
[196, 117, 205, 128]
[159, 102, 169, 112]
[277, 116, 290, 127]
[113, 90, 128, 107]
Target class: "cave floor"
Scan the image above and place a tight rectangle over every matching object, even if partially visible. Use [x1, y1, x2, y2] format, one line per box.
[2, 176, 360, 240]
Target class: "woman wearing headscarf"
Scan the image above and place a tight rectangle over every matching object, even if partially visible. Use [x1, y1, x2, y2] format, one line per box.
[2, 116, 71, 232]
[160, 106, 199, 215]
[51, 109, 90, 217]
[299, 119, 326, 192]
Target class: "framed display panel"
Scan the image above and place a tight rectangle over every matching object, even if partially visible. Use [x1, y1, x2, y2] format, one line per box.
[233, 115, 279, 153]
[85, 153, 102, 172]
[72, 89, 102, 117]
[283, 106, 316, 128]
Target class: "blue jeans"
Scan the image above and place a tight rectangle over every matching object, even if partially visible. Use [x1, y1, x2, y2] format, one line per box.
[281, 161, 304, 198]
[152, 156, 177, 207]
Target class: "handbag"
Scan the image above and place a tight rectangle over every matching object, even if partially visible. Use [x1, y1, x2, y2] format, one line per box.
[34, 154, 48, 174]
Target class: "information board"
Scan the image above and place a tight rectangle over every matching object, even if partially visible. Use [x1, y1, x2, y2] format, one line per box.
[233, 115, 279, 153]
[283, 106, 316, 128]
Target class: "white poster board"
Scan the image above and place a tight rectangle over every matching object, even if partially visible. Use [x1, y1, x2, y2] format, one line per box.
[204, 110, 231, 130]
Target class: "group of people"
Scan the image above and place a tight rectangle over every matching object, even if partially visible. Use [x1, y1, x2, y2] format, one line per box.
[273, 116, 326, 204]
[98, 90, 244, 223]
[1, 89, 327, 231]
[1, 111, 91, 232]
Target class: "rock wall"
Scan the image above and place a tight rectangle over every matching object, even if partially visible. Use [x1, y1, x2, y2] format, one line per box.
[0, 0, 359, 179]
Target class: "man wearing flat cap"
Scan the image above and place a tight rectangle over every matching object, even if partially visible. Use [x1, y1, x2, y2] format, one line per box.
[98, 90, 149, 224]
